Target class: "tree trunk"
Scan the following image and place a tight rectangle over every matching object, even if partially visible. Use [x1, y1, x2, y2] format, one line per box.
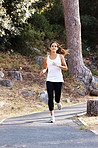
[87, 99, 98, 116]
[61, 0, 92, 85]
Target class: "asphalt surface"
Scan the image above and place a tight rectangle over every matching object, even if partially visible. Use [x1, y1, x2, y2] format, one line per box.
[0, 103, 98, 148]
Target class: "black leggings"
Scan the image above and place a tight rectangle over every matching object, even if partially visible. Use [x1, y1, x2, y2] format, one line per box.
[46, 81, 62, 111]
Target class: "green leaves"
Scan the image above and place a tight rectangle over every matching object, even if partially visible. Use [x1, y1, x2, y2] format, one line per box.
[0, 0, 38, 37]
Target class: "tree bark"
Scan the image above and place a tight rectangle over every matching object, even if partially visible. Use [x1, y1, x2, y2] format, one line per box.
[87, 99, 98, 116]
[61, 0, 92, 85]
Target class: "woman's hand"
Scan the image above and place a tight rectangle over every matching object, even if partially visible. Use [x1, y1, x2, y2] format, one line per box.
[53, 55, 68, 71]
[53, 62, 58, 67]
[40, 69, 47, 76]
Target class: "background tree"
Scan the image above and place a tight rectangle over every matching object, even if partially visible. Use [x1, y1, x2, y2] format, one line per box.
[61, 0, 92, 85]
[0, 0, 38, 50]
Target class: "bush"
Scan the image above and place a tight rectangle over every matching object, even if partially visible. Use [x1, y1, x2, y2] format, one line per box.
[11, 24, 45, 56]
[10, 13, 66, 56]
[28, 13, 54, 40]
[81, 15, 98, 46]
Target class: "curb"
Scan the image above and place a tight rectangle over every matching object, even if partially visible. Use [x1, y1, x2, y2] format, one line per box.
[78, 117, 98, 135]
[0, 118, 6, 124]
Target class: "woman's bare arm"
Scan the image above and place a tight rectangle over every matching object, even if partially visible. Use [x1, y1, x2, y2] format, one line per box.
[40, 57, 47, 76]
[53, 55, 68, 71]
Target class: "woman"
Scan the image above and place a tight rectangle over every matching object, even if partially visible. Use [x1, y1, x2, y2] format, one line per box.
[40, 41, 68, 123]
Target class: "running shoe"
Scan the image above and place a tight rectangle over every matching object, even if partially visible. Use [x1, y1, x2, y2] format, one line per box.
[57, 102, 62, 110]
[49, 116, 55, 123]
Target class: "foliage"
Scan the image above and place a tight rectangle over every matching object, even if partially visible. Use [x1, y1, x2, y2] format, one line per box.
[10, 24, 44, 56]
[0, 0, 39, 51]
[28, 13, 54, 39]
[79, 0, 98, 18]
[10, 14, 53, 55]
[42, 0, 64, 26]
[10, 12, 66, 55]
[0, 0, 97, 55]
[81, 15, 98, 46]
[34, 0, 54, 13]
[80, 0, 98, 47]
[0, 0, 39, 37]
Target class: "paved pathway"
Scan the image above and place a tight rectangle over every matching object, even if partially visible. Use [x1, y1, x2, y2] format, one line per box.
[0, 103, 98, 148]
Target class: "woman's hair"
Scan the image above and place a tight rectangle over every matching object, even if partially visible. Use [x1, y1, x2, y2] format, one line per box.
[50, 41, 68, 56]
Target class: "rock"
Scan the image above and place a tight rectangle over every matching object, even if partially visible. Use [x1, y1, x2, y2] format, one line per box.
[65, 98, 70, 103]
[35, 105, 42, 108]
[77, 90, 86, 96]
[33, 48, 40, 53]
[40, 93, 48, 104]
[88, 85, 93, 91]
[10, 71, 23, 81]
[11, 107, 14, 110]
[91, 76, 98, 89]
[36, 56, 44, 66]
[42, 81, 46, 85]
[0, 101, 6, 108]
[22, 91, 35, 97]
[90, 89, 98, 96]
[37, 102, 43, 106]
[35, 103, 42, 108]
[0, 80, 14, 87]
[0, 72, 4, 78]
[40, 91, 47, 95]
[76, 86, 81, 89]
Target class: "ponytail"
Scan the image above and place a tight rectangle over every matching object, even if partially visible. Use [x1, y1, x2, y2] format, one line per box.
[56, 46, 69, 56]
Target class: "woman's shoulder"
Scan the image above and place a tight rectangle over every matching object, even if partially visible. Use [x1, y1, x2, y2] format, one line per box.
[44, 56, 47, 60]
[59, 54, 64, 59]
[44, 56, 47, 62]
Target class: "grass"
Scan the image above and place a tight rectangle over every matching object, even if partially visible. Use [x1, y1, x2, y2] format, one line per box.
[80, 115, 98, 132]
[79, 125, 89, 130]
[91, 69, 98, 76]
[0, 51, 28, 69]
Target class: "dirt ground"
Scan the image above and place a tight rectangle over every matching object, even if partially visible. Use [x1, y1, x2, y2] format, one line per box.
[80, 115, 98, 133]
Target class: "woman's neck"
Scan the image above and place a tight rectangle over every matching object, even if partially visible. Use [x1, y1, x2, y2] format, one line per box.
[49, 52, 57, 60]
[50, 51, 57, 56]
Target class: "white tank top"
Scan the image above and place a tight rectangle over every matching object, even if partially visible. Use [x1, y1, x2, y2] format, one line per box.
[46, 54, 64, 82]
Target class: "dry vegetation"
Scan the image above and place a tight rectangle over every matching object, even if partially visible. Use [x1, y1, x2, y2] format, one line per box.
[80, 115, 98, 132]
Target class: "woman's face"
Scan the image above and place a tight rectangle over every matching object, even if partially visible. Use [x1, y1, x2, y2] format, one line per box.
[50, 43, 58, 53]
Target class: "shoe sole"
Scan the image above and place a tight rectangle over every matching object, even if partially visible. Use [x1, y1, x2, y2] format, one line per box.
[49, 120, 55, 123]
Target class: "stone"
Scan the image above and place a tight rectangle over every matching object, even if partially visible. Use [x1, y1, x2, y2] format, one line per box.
[33, 48, 40, 53]
[35, 103, 42, 108]
[0, 72, 4, 78]
[22, 91, 35, 97]
[91, 76, 98, 89]
[42, 81, 46, 85]
[40, 91, 47, 95]
[77, 90, 86, 96]
[36, 56, 44, 66]
[76, 86, 81, 89]
[0, 80, 14, 87]
[0, 101, 5, 108]
[65, 98, 70, 103]
[40, 93, 48, 104]
[10, 71, 23, 81]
